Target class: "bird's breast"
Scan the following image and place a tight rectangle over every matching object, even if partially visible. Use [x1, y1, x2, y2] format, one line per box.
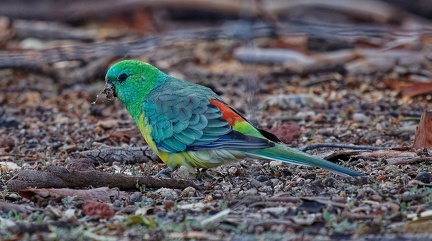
[137, 112, 159, 155]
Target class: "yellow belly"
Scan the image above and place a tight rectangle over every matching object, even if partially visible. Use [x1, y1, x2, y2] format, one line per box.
[137, 112, 185, 169]
[137, 112, 245, 171]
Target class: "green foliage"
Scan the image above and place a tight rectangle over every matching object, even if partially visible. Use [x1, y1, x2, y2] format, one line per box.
[323, 209, 336, 227]
[62, 195, 76, 206]
[126, 214, 155, 228]
[1, 185, 8, 201]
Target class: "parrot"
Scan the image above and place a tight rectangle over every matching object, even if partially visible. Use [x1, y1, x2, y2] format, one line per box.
[104, 60, 362, 177]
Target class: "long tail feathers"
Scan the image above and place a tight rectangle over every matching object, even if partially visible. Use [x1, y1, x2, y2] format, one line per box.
[245, 143, 362, 177]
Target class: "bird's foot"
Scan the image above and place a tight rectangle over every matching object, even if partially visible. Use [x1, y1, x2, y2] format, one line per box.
[196, 168, 216, 181]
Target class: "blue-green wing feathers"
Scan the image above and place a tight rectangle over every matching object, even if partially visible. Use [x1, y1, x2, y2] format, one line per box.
[143, 79, 272, 152]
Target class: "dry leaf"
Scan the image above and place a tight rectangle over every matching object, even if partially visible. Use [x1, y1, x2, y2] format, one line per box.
[82, 200, 115, 219]
[401, 82, 432, 98]
[18, 187, 125, 202]
[403, 219, 432, 233]
[412, 110, 432, 150]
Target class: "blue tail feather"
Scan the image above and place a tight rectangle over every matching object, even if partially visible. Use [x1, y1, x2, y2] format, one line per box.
[246, 143, 362, 177]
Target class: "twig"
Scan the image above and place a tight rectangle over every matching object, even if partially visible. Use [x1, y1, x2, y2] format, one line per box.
[6, 165, 199, 192]
[168, 231, 221, 241]
[0, 0, 415, 24]
[299, 143, 386, 152]
[13, 19, 99, 41]
[266, 197, 301, 203]
[75, 146, 158, 164]
[248, 201, 284, 208]
[0, 153, 37, 158]
[248, 219, 299, 229]
[0, 202, 37, 214]
[341, 210, 381, 220]
[0, 0, 262, 22]
[201, 209, 231, 226]
[376, 156, 432, 170]
[8, 221, 77, 234]
[18, 187, 127, 202]
[55, 56, 117, 86]
[301, 197, 348, 209]
[0, 37, 160, 69]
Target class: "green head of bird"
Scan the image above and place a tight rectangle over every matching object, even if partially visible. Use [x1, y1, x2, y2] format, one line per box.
[104, 60, 167, 107]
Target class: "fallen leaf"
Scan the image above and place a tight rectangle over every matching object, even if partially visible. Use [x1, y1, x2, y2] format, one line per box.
[401, 82, 432, 98]
[291, 213, 319, 225]
[96, 119, 119, 129]
[403, 219, 432, 233]
[126, 214, 155, 227]
[412, 110, 432, 150]
[82, 200, 115, 219]
[0, 136, 15, 151]
[18, 187, 125, 202]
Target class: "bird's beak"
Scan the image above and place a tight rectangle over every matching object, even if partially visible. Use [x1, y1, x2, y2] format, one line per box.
[105, 77, 113, 88]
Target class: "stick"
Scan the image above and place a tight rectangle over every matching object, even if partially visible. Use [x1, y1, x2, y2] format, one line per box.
[75, 146, 158, 164]
[299, 143, 386, 152]
[6, 165, 199, 192]
[376, 156, 432, 170]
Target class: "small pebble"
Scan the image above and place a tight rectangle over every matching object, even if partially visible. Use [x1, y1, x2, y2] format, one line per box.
[129, 192, 143, 204]
[270, 179, 280, 186]
[295, 111, 316, 121]
[155, 210, 167, 218]
[250, 179, 263, 188]
[164, 200, 174, 211]
[228, 167, 238, 175]
[415, 172, 432, 183]
[256, 175, 268, 182]
[46, 206, 62, 218]
[323, 177, 335, 187]
[112, 200, 122, 208]
[181, 186, 196, 197]
[377, 175, 387, 182]
[259, 186, 272, 192]
[155, 188, 178, 199]
[204, 195, 213, 202]
[269, 161, 282, 167]
[244, 188, 258, 195]
[303, 173, 316, 180]
[171, 166, 191, 179]
[353, 113, 369, 123]
[8, 193, 19, 199]
[64, 209, 77, 222]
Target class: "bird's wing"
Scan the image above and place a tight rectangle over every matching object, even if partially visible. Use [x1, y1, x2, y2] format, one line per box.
[143, 83, 273, 152]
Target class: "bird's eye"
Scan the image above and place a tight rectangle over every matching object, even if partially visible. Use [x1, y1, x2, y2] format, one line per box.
[118, 73, 128, 83]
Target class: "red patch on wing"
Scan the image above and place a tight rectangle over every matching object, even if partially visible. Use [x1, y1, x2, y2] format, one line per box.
[210, 99, 245, 126]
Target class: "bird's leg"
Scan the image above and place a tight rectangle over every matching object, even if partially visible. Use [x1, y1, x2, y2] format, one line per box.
[196, 168, 218, 181]
[196, 168, 203, 180]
